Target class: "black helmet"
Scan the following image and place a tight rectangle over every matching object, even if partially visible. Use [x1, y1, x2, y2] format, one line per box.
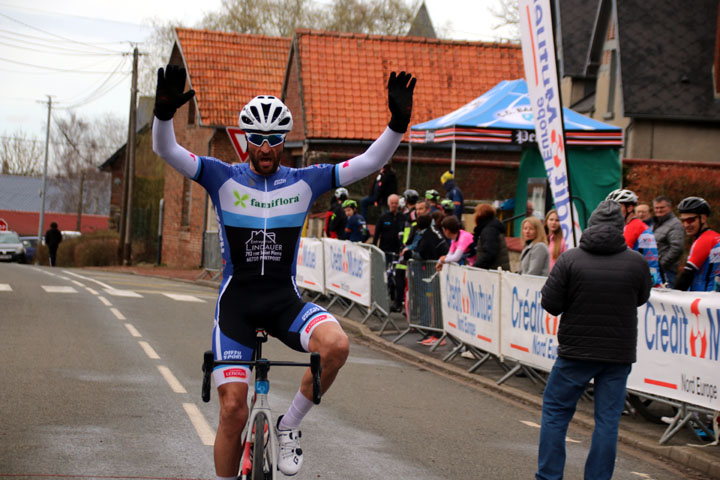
[678, 196, 710, 216]
[403, 189, 419, 205]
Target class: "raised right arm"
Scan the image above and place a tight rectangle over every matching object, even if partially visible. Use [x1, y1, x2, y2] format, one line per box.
[152, 118, 201, 179]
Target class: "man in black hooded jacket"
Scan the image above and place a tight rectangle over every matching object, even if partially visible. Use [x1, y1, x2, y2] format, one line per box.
[536, 200, 651, 480]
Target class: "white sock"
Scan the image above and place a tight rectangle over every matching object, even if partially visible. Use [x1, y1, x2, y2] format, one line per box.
[279, 389, 314, 430]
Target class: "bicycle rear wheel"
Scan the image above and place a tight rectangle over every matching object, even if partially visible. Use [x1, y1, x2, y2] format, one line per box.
[252, 413, 271, 480]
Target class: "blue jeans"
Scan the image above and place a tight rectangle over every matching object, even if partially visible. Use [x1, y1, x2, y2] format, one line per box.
[663, 270, 676, 288]
[536, 357, 631, 480]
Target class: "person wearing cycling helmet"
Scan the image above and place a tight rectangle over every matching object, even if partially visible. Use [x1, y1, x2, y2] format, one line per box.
[605, 189, 663, 286]
[674, 197, 720, 291]
[342, 199, 369, 242]
[425, 188, 441, 212]
[152, 64, 416, 479]
[325, 187, 348, 238]
[441, 170, 464, 220]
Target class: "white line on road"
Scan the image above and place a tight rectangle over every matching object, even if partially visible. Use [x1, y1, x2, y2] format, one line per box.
[158, 365, 187, 393]
[138, 341, 160, 359]
[42, 286, 77, 293]
[162, 292, 205, 302]
[105, 288, 143, 298]
[63, 270, 114, 290]
[124, 323, 141, 337]
[183, 403, 215, 446]
[631, 473, 653, 479]
[520, 420, 579, 443]
[85, 287, 99, 295]
[109, 308, 126, 320]
[0, 284, 11, 291]
[98, 296, 112, 307]
[71, 280, 85, 287]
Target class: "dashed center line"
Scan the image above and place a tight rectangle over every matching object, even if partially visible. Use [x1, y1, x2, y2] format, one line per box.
[85, 287, 99, 295]
[42, 286, 77, 293]
[109, 307, 126, 320]
[71, 280, 85, 287]
[183, 403, 215, 446]
[138, 340, 160, 359]
[98, 296, 113, 307]
[158, 365, 187, 393]
[0, 284, 12, 291]
[124, 323, 141, 337]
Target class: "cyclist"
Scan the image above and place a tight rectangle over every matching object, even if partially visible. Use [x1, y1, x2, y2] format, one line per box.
[325, 187, 348, 238]
[152, 65, 416, 479]
[674, 196, 720, 291]
[441, 170, 464, 220]
[606, 189, 663, 286]
[342, 199, 369, 242]
[425, 188, 441, 212]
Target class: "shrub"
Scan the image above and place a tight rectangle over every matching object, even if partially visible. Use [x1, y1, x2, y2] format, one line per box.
[35, 230, 120, 267]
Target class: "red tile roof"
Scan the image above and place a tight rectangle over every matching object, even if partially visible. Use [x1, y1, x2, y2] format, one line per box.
[175, 28, 291, 127]
[290, 30, 524, 140]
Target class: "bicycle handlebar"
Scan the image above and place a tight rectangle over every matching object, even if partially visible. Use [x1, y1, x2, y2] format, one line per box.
[201, 351, 323, 405]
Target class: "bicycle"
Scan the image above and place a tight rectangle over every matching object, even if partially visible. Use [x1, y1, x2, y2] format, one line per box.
[202, 330, 322, 480]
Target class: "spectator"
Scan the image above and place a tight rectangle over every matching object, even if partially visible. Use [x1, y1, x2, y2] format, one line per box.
[674, 196, 720, 292]
[472, 203, 510, 271]
[441, 170, 464, 220]
[636, 203, 653, 227]
[436, 215, 476, 271]
[605, 189, 663, 286]
[393, 198, 431, 311]
[520, 216, 550, 276]
[325, 187, 348, 238]
[44, 222, 62, 267]
[373, 194, 405, 265]
[651, 195, 684, 288]
[544, 209, 567, 271]
[360, 163, 397, 219]
[537, 200, 652, 480]
[425, 189, 441, 212]
[342, 200, 369, 242]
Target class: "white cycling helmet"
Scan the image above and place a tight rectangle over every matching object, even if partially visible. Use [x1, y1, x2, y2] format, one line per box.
[239, 95, 293, 133]
[334, 187, 349, 200]
[605, 188, 638, 205]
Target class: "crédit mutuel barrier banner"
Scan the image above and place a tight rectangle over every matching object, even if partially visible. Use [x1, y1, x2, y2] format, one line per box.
[519, 0, 581, 247]
[500, 271, 559, 372]
[627, 290, 720, 410]
[295, 237, 325, 294]
[440, 264, 501, 356]
[322, 238, 371, 307]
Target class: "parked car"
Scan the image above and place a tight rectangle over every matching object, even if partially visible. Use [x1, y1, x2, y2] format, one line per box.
[20, 236, 39, 264]
[0, 231, 27, 263]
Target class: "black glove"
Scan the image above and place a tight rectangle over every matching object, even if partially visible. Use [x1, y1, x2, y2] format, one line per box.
[154, 65, 196, 121]
[387, 71, 416, 133]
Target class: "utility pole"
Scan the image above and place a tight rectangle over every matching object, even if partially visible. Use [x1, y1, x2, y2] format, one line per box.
[37, 95, 52, 242]
[119, 46, 139, 265]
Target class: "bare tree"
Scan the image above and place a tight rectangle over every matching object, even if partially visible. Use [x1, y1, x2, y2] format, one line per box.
[0, 130, 44, 176]
[322, 0, 419, 35]
[50, 112, 124, 228]
[489, 0, 520, 40]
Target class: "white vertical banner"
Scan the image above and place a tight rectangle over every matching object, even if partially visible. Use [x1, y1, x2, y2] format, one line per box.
[499, 272, 559, 372]
[323, 238, 371, 307]
[296, 237, 325, 294]
[519, 0, 581, 247]
[627, 290, 720, 410]
[440, 264, 501, 356]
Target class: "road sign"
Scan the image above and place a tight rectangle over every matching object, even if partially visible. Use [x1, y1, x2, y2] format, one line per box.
[226, 127, 249, 162]
[0, 218, 7, 231]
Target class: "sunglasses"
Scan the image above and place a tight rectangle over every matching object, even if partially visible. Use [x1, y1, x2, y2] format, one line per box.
[246, 133, 286, 147]
[680, 215, 699, 224]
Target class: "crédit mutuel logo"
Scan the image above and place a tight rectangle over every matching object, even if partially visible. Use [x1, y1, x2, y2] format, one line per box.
[233, 189, 300, 209]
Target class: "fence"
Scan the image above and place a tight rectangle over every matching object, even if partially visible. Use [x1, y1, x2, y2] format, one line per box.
[393, 260, 445, 345]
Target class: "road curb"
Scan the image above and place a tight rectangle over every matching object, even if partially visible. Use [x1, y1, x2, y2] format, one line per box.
[336, 316, 720, 479]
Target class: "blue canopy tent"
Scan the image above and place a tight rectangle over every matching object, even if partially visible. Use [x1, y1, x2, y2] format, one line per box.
[409, 79, 623, 229]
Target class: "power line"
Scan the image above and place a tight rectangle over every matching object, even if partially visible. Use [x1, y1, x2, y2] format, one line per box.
[0, 56, 131, 73]
[0, 2, 152, 29]
[56, 58, 131, 110]
[0, 28, 136, 48]
[0, 38, 124, 56]
[0, 134, 121, 149]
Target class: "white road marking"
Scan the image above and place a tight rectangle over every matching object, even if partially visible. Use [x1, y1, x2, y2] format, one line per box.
[63, 270, 113, 289]
[183, 403, 216, 446]
[162, 292, 205, 302]
[124, 323, 141, 337]
[521, 420, 579, 443]
[98, 296, 113, 306]
[57, 275, 71, 281]
[138, 341, 160, 359]
[85, 287, 99, 295]
[105, 288, 143, 298]
[42, 286, 77, 293]
[110, 308, 126, 320]
[71, 280, 85, 287]
[158, 365, 187, 393]
[631, 473, 653, 479]
[0, 284, 11, 291]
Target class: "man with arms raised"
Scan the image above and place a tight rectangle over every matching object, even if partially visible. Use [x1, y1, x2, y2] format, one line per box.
[153, 65, 415, 479]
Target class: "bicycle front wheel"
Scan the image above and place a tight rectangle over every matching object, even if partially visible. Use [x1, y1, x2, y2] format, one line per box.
[252, 413, 271, 480]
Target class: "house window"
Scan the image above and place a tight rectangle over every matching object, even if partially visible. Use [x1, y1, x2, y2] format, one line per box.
[181, 177, 192, 226]
[605, 50, 617, 119]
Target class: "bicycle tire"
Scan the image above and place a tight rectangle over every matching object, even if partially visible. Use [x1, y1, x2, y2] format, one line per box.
[252, 413, 271, 480]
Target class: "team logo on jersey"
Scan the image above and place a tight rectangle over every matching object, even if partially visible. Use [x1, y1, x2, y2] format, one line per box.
[245, 230, 282, 263]
[274, 178, 286, 186]
[234, 190, 250, 207]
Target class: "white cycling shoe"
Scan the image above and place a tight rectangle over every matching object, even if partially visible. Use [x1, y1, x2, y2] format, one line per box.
[277, 416, 303, 476]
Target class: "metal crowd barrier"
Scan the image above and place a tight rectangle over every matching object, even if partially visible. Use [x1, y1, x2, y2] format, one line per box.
[357, 244, 399, 335]
[198, 231, 222, 281]
[393, 260, 446, 344]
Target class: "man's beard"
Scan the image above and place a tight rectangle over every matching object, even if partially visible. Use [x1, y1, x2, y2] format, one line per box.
[249, 150, 281, 175]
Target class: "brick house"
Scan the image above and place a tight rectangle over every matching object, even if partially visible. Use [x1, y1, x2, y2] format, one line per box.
[161, 28, 523, 268]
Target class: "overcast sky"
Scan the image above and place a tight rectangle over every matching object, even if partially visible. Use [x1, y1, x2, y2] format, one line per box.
[0, 0, 516, 142]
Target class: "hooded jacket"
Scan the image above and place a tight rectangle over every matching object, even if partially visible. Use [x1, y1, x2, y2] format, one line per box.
[472, 217, 510, 270]
[541, 201, 652, 363]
